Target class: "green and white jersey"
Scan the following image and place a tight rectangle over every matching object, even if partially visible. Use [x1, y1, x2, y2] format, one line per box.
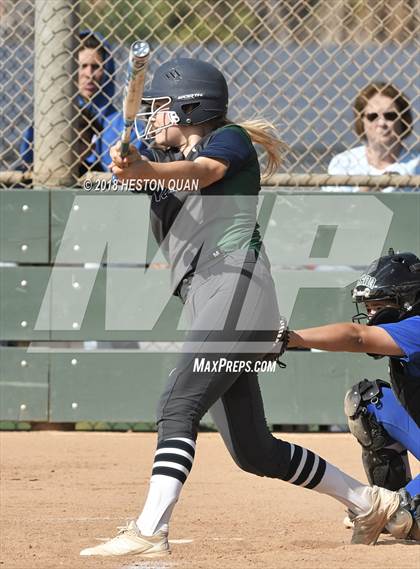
[142, 124, 263, 290]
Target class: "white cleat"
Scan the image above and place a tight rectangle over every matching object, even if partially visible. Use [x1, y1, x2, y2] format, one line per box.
[351, 486, 401, 545]
[80, 520, 170, 557]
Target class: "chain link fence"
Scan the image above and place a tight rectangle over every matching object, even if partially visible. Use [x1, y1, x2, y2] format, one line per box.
[0, 0, 419, 187]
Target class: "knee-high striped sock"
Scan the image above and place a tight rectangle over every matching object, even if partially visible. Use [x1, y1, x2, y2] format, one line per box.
[282, 443, 327, 489]
[283, 443, 372, 514]
[136, 437, 195, 536]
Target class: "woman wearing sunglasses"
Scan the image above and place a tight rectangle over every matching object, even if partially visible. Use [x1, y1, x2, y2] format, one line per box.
[324, 82, 419, 192]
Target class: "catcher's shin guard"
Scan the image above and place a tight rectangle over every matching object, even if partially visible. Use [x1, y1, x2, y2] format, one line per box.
[345, 379, 411, 491]
[361, 447, 411, 490]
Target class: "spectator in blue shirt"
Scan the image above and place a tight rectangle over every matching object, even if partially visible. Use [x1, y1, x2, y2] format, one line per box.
[18, 30, 144, 174]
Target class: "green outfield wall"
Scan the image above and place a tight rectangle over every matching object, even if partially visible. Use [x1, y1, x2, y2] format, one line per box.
[1, 190, 418, 425]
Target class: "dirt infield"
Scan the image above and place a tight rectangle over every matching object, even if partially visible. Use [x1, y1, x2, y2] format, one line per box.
[1, 432, 418, 569]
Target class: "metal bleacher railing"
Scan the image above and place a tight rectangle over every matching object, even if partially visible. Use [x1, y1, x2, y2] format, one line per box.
[0, 0, 419, 188]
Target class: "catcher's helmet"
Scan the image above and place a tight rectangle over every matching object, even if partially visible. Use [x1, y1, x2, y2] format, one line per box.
[135, 58, 228, 139]
[352, 248, 420, 325]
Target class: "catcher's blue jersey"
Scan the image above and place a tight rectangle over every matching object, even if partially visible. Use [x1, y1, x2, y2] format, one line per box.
[369, 316, 420, 498]
[379, 316, 420, 379]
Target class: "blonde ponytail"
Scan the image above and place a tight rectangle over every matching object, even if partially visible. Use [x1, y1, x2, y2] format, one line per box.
[238, 120, 286, 177]
[211, 118, 286, 177]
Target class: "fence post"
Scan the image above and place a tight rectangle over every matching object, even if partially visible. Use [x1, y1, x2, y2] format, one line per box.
[33, 0, 79, 187]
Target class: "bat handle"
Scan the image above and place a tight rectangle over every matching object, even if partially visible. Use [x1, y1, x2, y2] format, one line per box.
[120, 121, 134, 158]
[120, 141, 130, 159]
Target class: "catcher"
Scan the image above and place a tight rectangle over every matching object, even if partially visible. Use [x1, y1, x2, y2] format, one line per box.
[288, 249, 420, 542]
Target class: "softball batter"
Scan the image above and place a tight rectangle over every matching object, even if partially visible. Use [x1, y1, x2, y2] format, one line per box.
[80, 58, 405, 556]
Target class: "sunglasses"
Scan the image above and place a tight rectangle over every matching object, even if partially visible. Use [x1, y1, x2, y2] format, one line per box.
[363, 111, 399, 122]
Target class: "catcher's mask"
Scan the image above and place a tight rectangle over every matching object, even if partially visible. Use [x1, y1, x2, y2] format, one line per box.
[352, 248, 420, 326]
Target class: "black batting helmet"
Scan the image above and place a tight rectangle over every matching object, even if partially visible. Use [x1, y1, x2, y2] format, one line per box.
[352, 248, 420, 325]
[143, 58, 228, 125]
